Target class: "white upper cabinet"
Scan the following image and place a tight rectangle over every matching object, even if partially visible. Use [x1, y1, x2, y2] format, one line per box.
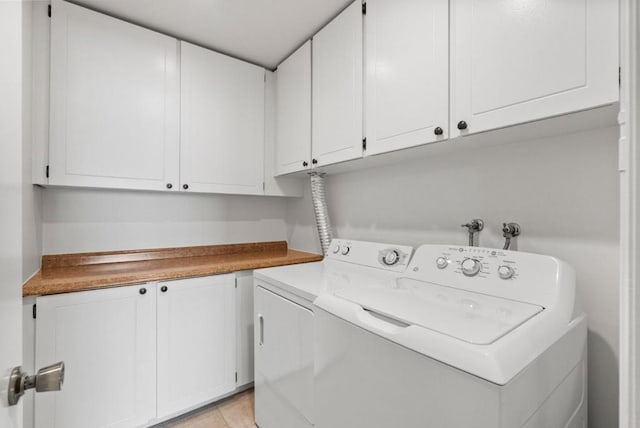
[275, 41, 312, 176]
[263, 71, 304, 196]
[312, 0, 363, 167]
[157, 275, 236, 419]
[180, 42, 265, 195]
[451, 0, 619, 137]
[365, 0, 449, 156]
[49, 1, 180, 191]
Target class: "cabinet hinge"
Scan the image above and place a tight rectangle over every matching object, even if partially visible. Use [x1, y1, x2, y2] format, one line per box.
[45, 165, 50, 178]
[32, 304, 37, 319]
[362, 2, 366, 15]
[362, 137, 367, 151]
[47, 4, 51, 17]
[619, 66, 622, 88]
[262, 182, 265, 192]
[235, 278, 238, 289]
[235, 372, 238, 383]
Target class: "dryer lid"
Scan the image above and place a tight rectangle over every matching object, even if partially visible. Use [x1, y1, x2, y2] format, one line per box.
[332, 277, 543, 345]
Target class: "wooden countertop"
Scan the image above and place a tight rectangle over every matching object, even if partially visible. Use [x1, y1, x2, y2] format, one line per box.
[23, 241, 323, 297]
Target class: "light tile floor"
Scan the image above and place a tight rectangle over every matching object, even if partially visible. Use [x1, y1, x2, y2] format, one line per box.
[157, 389, 256, 428]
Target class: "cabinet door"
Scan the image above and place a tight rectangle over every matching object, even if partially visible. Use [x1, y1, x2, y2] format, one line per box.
[451, 0, 619, 137]
[49, 1, 179, 191]
[365, 0, 449, 155]
[236, 271, 255, 386]
[312, 0, 363, 167]
[254, 286, 314, 427]
[180, 42, 265, 195]
[34, 284, 156, 428]
[263, 71, 304, 197]
[157, 274, 236, 419]
[275, 41, 312, 175]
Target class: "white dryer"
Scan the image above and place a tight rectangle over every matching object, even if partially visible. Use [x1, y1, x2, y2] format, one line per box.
[253, 239, 414, 428]
[314, 244, 587, 428]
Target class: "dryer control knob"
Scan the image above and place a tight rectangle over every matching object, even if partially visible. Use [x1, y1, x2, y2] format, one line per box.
[331, 245, 340, 254]
[461, 258, 481, 276]
[382, 250, 400, 266]
[341, 246, 350, 255]
[436, 257, 448, 269]
[498, 265, 515, 279]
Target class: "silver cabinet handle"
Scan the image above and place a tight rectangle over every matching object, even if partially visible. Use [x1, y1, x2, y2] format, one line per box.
[8, 361, 65, 406]
[258, 314, 264, 346]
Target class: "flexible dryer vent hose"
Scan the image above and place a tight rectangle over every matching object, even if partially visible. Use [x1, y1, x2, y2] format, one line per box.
[310, 173, 333, 256]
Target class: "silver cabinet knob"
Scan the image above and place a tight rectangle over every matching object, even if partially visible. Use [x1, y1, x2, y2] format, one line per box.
[8, 361, 65, 406]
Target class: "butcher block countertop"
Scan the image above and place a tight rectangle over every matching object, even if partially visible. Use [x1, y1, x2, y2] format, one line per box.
[23, 241, 323, 297]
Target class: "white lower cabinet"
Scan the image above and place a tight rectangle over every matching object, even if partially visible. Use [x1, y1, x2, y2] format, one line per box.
[34, 284, 157, 428]
[254, 285, 314, 428]
[157, 274, 236, 419]
[33, 274, 239, 428]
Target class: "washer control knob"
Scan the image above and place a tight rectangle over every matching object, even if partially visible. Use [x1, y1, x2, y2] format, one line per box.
[382, 250, 400, 266]
[341, 246, 350, 256]
[331, 245, 340, 254]
[498, 265, 515, 280]
[461, 258, 481, 276]
[436, 257, 448, 269]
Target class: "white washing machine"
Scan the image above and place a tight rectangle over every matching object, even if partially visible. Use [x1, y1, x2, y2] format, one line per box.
[314, 244, 587, 428]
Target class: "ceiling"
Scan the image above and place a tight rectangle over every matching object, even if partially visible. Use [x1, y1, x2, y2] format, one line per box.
[70, 0, 353, 69]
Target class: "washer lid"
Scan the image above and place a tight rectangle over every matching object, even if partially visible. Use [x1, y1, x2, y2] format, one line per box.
[333, 277, 543, 345]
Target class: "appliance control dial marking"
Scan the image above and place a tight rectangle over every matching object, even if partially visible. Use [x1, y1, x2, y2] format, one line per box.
[341, 246, 351, 256]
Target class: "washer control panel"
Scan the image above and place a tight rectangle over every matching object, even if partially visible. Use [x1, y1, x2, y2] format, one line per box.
[327, 239, 413, 272]
[406, 245, 573, 308]
[424, 247, 520, 281]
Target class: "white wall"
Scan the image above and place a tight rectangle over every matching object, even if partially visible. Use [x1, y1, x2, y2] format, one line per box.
[287, 126, 620, 428]
[42, 188, 289, 254]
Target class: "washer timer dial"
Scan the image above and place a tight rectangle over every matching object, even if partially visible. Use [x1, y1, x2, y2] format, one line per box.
[461, 258, 482, 277]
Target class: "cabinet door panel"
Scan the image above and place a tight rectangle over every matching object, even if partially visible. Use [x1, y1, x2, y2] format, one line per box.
[157, 274, 236, 419]
[35, 285, 156, 428]
[180, 42, 265, 195]
[312, 0, 363, 166]
[451, 0, 619, 136]
[275, 41, 312, 175]
[49, 1, 179, 191]
[236, 272, 255, 386]
[365, 0, 449, 155]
